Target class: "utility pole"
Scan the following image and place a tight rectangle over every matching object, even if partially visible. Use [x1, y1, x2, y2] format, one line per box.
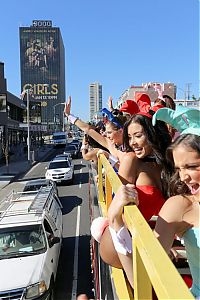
[185, 83, 192, 100]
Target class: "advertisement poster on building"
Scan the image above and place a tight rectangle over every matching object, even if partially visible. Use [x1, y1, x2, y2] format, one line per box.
[19, 27, 60, 102]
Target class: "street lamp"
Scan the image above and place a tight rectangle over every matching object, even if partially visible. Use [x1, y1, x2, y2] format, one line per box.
[53, 102, 66, 132]
[21, 88, 32, 163]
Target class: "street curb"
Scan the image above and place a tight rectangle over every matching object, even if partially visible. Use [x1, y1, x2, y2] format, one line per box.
[2, 147, 56, 189]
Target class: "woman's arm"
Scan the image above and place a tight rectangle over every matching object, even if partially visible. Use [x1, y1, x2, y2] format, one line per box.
[154, 196, 185, 253]
[106, 184, 138, 287]
[107, 95, 114, 111]
[64, 96, 110, 149]
[82, 148, 99, 162]
[117, 152, 137, 184]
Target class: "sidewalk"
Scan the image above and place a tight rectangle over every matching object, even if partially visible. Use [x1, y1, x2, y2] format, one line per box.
[0, 144, 55, 191]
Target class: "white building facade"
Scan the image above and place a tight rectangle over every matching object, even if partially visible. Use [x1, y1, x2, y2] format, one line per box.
[117, 82, 176, 107]
[89, 82, 102, 121]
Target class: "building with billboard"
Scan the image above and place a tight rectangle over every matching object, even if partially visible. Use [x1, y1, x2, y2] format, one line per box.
[89, 82, 102, 121]
[19, 20, 65, 131]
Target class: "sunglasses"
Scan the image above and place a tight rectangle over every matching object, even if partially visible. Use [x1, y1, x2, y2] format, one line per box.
[101, 108, 123, 128]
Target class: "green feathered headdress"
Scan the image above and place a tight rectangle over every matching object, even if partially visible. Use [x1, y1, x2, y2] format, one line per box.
[152, 106, 200, 136]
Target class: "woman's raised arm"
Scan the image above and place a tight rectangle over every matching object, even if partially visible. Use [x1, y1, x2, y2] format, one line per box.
[64, 96, 110, 150]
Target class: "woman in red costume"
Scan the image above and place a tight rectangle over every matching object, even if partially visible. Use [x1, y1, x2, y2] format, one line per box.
[98, 112, 172, 267]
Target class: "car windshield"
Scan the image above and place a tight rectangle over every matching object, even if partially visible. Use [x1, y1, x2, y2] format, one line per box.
[49, 161, 70, 169]
[0, 225, 46, 258]
[56, 155, 70, 159]
[65, 146, 76, 151]
[24, 184, 44, 192]
[53, 135, 66, 140]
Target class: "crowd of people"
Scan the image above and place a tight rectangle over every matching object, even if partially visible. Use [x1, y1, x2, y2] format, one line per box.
[63, 91, 200, 299]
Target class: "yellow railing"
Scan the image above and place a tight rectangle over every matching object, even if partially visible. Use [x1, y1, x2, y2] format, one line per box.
[97, 154, 194, 300]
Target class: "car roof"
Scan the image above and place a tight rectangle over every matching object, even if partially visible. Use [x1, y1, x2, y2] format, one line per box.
[0, 186, 55, 226]
[53, 156, 69, 161]
[51, 157, 69, 162]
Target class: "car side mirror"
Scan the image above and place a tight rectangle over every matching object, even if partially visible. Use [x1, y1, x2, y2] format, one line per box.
[48, 234, 60, 247]
[45, 166, 48, 170]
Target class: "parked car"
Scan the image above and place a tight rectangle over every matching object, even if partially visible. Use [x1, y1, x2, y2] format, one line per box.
[70, 139, 82, 151]
[45, 158, 74, 184]
[0, 186, 62, 300]
[23, 178, 58, 195]
[51, 131, 67, 147]
[54, 153, 72, 163]
[63, 145, 79, 158]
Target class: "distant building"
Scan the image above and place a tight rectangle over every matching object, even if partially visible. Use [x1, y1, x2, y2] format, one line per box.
[89, 82, 102, 121]
[19, 20, 65, 131]
[174, 99, 200, 109]
[117, 82, 176, 107]
[0, 62, 25, 159]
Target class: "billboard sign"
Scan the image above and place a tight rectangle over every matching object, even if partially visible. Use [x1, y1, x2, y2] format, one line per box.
[20, 27, 60, 102]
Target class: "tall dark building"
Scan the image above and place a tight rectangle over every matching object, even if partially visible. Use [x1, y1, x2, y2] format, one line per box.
[19, 20, 65, 131]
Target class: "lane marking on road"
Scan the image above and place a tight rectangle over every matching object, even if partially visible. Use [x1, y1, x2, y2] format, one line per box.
[79, 161, 83, 188]
[71, 205, 81, 300]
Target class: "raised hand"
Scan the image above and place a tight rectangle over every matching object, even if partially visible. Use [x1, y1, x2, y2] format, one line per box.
[64, 95, 71, 116]
[107, 96, 114, 111]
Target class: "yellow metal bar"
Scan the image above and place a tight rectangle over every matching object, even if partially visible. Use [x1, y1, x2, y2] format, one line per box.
[124, 206, 194, 300]
[97, 157, 104, 203]
[105, 174, 112, 210]
[111, 267, 134, 300]
[133, 246, 152, 300]
[99, 154, 121, 194]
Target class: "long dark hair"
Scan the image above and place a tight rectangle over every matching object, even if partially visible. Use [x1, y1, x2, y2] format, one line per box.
[166, 134, 200, 196]
[123, 114, 172, 198]
[123, 114, 171, 164]
[163, 94, 176, 110]
[85, 123, 107, 151]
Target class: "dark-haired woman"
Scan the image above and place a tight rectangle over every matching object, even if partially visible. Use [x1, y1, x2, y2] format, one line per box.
[98, 112, 172, 267]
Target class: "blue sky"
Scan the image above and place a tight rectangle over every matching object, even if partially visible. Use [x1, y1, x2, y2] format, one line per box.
[0, 0, 199, 120]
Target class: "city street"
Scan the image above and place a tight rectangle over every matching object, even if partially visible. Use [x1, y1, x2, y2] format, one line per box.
[0, 149, 94, 300]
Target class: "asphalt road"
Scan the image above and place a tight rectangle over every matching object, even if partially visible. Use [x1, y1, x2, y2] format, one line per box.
[0, 148, 94, 300]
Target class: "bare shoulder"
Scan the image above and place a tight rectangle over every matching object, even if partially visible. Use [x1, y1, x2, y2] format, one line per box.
[118, 152, 137, 184]
[162, 194, 192, 208]
[159, 195, 191, 222]
[120, 151, 137, 163]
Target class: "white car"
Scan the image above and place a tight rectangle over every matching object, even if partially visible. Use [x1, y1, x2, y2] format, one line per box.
[0, 186, 62, 300]
[55, 153, 72, 163]
[45, 158, 74, 184]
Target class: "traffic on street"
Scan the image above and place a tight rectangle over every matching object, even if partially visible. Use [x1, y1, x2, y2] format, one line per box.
[0, 144, 94, 300]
